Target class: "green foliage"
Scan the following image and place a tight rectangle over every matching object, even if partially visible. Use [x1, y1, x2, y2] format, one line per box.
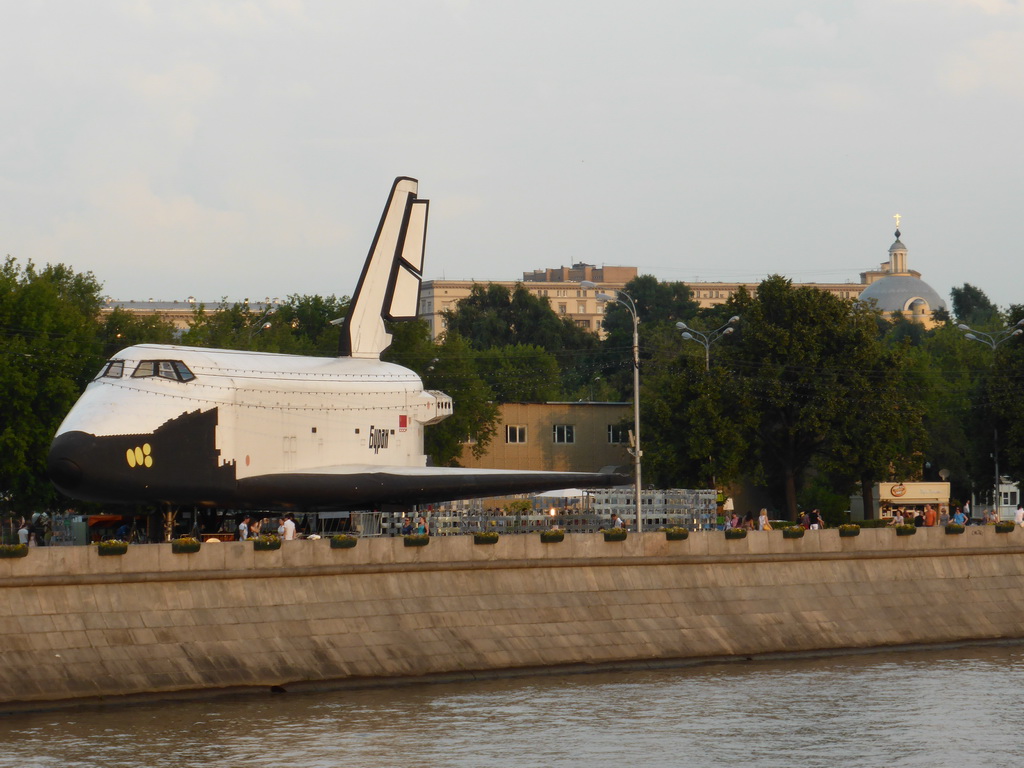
[950, 283, 999, 326]
[0, 258, 105, 513]
[475, 344, 561, 402]
[441, 283, 600, 399]
[180, 294, 349, 354]
[99, 307, 177, 357]
[420, 333, 498, 465]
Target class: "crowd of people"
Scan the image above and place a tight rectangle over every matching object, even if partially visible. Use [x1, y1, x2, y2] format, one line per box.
[235, 513, 298, 540]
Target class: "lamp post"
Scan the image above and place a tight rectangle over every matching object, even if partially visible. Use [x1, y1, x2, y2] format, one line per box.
[582, 281, 643, 533]
[676, 316, 740, 503]
[675, 316, 740, 371]
[959, 319, 1024, 519]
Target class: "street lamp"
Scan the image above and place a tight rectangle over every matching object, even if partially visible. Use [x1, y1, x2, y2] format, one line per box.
[581, 281, 643, 533]
[675, 316, 740, 371]
[959, 319, 1024, 519]
[677, 316, 740, 505]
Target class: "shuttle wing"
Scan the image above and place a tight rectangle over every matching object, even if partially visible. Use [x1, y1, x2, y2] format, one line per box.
[235, 465, 626, 511]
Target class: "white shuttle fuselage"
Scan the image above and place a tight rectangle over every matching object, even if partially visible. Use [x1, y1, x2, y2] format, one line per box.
[49, 178, 623, 510]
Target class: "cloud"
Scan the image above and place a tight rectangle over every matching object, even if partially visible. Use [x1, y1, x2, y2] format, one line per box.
[943, 28, 1024, 93]
[760, 11, 840, 49]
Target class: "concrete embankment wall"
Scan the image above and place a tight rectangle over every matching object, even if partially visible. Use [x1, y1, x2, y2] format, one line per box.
[3, 527, 1024, 710]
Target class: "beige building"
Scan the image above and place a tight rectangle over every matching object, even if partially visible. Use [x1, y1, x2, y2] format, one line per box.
[100, 298, 277, 333]
[418, 264, 637, 340]
[457, 401, 632, 473]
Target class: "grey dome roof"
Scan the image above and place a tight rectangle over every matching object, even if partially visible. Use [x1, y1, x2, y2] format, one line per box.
[859, 275, 946, 313]
[889, 238, 906, 253]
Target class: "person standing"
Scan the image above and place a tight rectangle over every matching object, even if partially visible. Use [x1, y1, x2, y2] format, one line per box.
[237, 515, 251, 541]
[17, 520, 29, 545]
[757, 508, 770, 531]
[1015, 504, 1024, 527]
[282, 513, 297, 540]
[415, 516, 429, 536]
[924, 505, 937, 527]
[610, 513, 625, 529]
[952, 507, 968, 526]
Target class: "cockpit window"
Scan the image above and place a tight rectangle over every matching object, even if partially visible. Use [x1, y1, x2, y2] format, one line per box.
[131, 360, 195, 382]
[97, 360, 124, 379]
[173, 361, 195, 382]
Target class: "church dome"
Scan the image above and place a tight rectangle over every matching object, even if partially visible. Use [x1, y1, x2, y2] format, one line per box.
[859, 275, 946, 314]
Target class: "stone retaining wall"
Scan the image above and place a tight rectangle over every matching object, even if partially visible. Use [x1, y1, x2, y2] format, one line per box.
[3, 526, 1024, 710]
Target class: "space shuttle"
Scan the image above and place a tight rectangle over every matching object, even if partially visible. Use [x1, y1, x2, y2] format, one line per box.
[47, 177, 624, 510]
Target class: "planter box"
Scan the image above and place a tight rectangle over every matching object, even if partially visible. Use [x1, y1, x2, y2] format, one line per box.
[253, 538, 282, 551]
[473, 534, 499, 545]
[838, 527, 860, 537]
[540, 532, 565, 543]
[665, 530, 689, 541]
[895, 526, 917, 536]
[404, 535, 430, 547]
[602, 531, 627, 542]
[783, 527, 805, 539]
[98, 543, 128, 556]
[0, 545, 28, 559]
[995, 523, 1015, 534]
[724, 528, 747, 540]
[945, 525, 965, 535]
[170, 540, 201, 554]
[330, 536, 358, 549]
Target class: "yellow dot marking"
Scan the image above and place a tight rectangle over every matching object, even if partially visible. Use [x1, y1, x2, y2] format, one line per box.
[134, 447, 144, 465]
[126, 449, 136, 468]
[144, 455, 153, 468]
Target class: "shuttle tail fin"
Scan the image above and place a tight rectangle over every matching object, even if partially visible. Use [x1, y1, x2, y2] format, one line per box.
[339, 176, 428, 358]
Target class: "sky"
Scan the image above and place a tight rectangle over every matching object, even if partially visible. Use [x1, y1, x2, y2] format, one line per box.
[2, 0, 1023, 310]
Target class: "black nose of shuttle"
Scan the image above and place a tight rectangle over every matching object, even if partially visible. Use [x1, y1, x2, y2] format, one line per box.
[49, 455, 83, 490]
[48, 432, 87, 492]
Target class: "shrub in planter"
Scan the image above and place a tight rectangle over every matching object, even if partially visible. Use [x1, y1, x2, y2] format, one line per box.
[253, 534, 282, 551]
[895, 524, 917, 536]
[724, 528, 747, 540]
[664, 527, 689, 541]
[0, 543, 28, 559]
[403, 534, 430, 547]
[601, 528, 627, 542]
[945, 523, 965, 534]
[995, 521, 1016, 533]
[170, 536, 201, 554]
[838, 524, 861, 537]
[98, 540, 129, 556]
[473, 531, 500, 545]
[330, 534, 358, 549]
[540, 530, 565, 543]
[782, 527, 805, 539]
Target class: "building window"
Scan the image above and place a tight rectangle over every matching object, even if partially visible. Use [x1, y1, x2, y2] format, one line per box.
[575, 319, 590, 328]
[577, 303, 586, 314]
[558, 303, 567, 315]
[553, 424, 575, 444]
[506, 425, 527, 443]
[607, 425, 629, 444]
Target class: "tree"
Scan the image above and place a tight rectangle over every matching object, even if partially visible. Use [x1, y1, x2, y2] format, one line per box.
[724, 276, 895, 519]
[0, 258, 104, 514]
[475, 345, 562, 403]
[99, 307, 177, 357]
[820, 315, 928, 519]
[950, 284, 999, 327]
[442, 283, 600, 398]
[180, 294, 350, 354]
[420, 333, 498, 465]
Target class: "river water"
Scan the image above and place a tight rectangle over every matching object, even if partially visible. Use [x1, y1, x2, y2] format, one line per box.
[3, 643, 1023, 768]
